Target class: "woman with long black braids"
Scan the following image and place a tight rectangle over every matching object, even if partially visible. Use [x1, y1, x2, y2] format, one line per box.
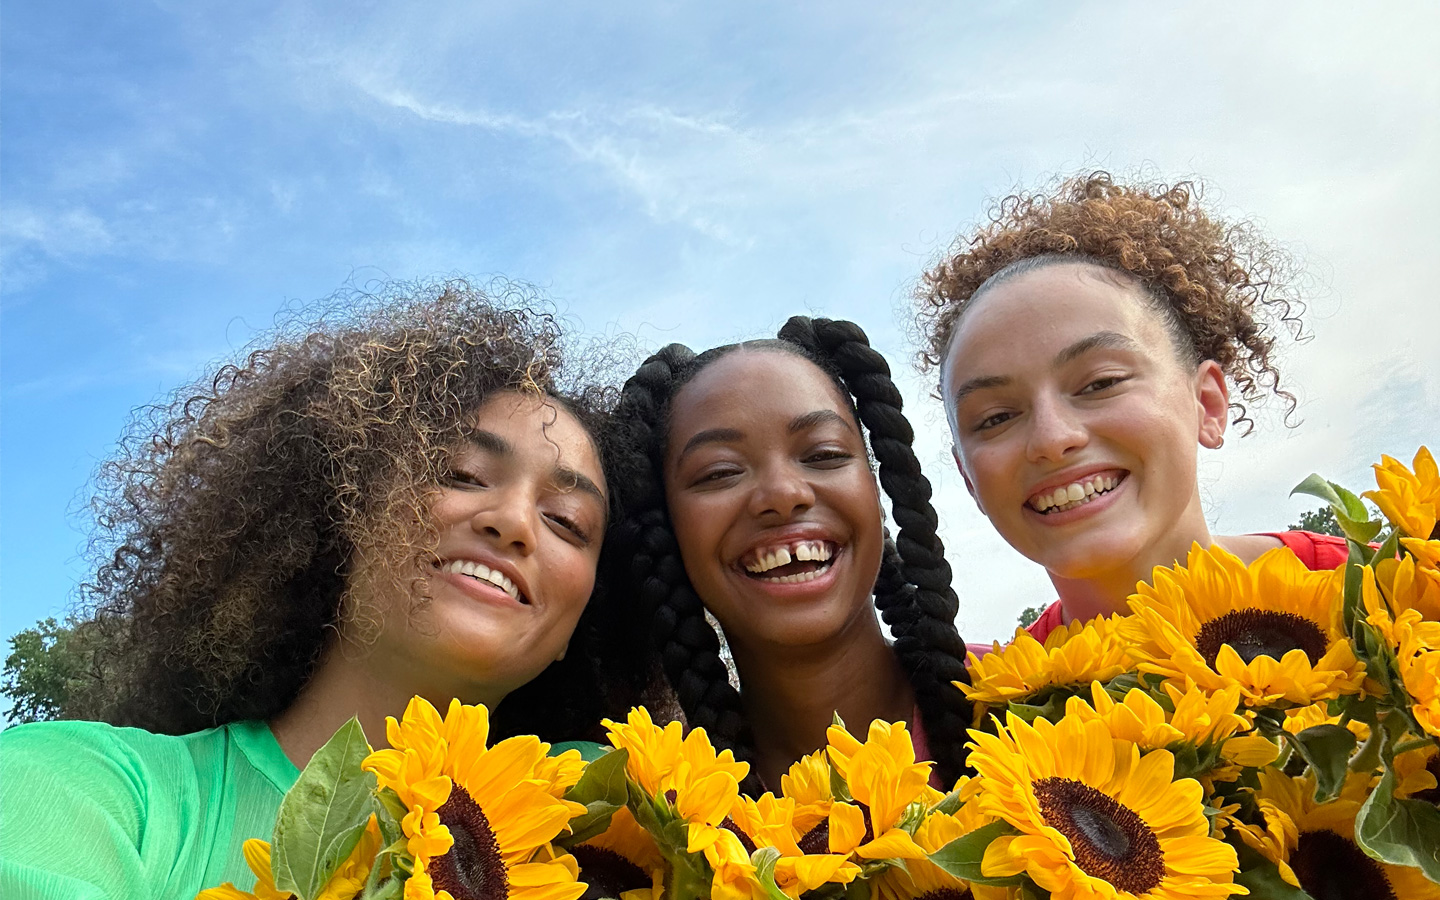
[607, 316, 974, 791]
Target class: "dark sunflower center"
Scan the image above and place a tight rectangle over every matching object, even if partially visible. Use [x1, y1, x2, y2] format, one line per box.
[721, 816, 758, 856]
[1412, 754, 1440, 805]
[1194, 609, 1328, 668]
[1290, 829, 1396, 900]
[797, 819, 829, 855]
[571, 845, 651, 900]
[432, 785, 508, 900]
[1033, 776, 1164, 894]
[912, 890, 974, 900]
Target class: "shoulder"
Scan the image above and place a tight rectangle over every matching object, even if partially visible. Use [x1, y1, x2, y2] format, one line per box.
[1023, 599, 1065, 643]
[0, 719, 193, 791]
[1254, 530, 1351, 570]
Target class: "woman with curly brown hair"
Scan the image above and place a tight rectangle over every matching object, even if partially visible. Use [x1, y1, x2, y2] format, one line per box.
[917, 172, 1343, 639]
[0, 281, 643, 898]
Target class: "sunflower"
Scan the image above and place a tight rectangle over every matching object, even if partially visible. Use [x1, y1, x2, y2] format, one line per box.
[967, 712, 1243, 900]
[704, 793, 862, 900]
[1063, 682, 1278, 777]
[1282, 701, 1370, 743]
[961, 616, 1133, 707]
[196, 816, 382, 900]
[1234, 768, 1440, 899]
[872, 787, 1009, 900]
[570, 807, 664, 900]
[601, 707, 750, 890]
[363, 697, 587, 900]
[1124, 543, 1364, 708]
[1363, 556, 1440, 653]
[1365, 446, 1440, 541]
[823, 719, 934, 861]
[778, 750, 833, 835]
[1400, 645, 1440, 739]
[1393, 739, 1440, 803]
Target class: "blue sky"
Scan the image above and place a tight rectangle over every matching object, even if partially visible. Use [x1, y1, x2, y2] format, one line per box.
[3, 1, 1438, 699]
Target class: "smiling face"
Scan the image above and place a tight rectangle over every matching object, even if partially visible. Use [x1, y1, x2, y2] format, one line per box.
[663, 349, 885, 652]
[942, 263, 1228, 590]
[361, 390, 608, 701]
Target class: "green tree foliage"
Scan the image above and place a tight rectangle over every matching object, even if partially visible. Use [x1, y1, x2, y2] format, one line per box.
[2, 616, 107, 724]
[1288, 505, 1345, 537]
[1017, 604, 1046, 629]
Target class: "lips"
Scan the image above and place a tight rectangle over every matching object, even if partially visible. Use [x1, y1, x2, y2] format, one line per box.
[435, 555, 531, 605]
[1027, 469, 1128, 515]
[735, 531, 841, 584]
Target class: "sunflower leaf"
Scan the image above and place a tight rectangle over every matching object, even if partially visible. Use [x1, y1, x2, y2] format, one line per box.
[555, 747, 630, 848]
[271, 717, 377, 900]
[1289, 724, 1357, 802]
[749, 847, 790, 900]
[1290, 473, 1344, 509]
[1355, 765, 1440, 881]
[927, 820, 1025, 886]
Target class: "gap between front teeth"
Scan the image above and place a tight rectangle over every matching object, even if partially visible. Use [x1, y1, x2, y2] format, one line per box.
[445, 560, 521, 601]
[1031, 475, 1119, 512]
[744, 540, 833, 574]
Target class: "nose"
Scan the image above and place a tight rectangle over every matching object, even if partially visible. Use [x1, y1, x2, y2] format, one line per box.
[747, 460, 816, 520]
[469, 486, 539, 554]
[1025, 395, 1088, 464]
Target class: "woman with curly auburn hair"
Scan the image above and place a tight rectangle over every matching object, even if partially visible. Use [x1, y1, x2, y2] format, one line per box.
[0, 280, 645, 898]
[917, 172, 1344, 639]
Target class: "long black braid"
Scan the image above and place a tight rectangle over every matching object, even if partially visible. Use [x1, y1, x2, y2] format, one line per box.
[778, 317, 974, 783]
[608, 318, 974, 788]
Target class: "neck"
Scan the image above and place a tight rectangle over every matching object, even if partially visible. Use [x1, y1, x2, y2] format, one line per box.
[269, 639, 506, 770]
[1050, 504, 1214, 626]
[730, 614, 914, 790]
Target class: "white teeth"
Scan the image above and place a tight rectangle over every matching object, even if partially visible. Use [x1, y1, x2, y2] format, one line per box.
[1030, 475, 1121, 514]
[445, 560, 522, 602]
[743, 540, 833, 574]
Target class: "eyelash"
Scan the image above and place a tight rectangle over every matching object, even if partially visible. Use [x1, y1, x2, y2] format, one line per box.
[804, 448, 854, 465]
[445, 468, 487, 488]
[1081, 375, 1129, 393]
[547, 512, 590, 544]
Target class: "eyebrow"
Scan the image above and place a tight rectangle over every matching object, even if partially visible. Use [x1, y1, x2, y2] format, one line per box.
[677, 410, 853, 461]
[949, 330, 1142, 403]
[463, 427, 608, 506]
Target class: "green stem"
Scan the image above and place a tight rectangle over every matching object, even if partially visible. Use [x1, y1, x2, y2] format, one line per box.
[1392, 738, 1438, 758]
[664, 848, 714, 900]
[1350, 719, 1386, 773]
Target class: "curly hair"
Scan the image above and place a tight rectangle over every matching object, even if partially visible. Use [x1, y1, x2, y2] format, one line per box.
[607, 317, 974, 790]
[76, 279, 645, 742]
[916, 171, 1307, 433]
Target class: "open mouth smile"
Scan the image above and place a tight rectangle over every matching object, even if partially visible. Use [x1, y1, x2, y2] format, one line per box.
[439, 559, 529, 604]
[740, 539, 838, 584]
[1028, 471, 1127, 515]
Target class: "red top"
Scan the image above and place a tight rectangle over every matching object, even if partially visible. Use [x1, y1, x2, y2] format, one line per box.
[1021, 531, 1350, 644]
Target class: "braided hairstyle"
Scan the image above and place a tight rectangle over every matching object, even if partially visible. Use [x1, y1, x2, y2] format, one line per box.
[608, 317, 974, 787]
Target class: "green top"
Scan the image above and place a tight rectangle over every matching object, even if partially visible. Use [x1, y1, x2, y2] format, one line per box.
[0, 719, 607, 899]
[0, 719, 298, 899]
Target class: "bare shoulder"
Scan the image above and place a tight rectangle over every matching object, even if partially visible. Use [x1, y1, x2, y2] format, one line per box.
[1214, 533, 1286, 564]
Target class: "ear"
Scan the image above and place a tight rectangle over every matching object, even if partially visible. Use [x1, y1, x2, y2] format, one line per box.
[555, 642, 568, 662]
[1195, 360, 1229, 449]
[953, 445, 984, 514]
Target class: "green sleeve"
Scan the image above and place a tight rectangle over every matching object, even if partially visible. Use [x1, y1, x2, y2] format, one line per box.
[549, 739, 608, 762]
[0, 721, 186, 900]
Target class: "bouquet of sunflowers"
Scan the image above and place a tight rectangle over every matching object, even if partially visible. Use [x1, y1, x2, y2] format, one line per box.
[200, 447, 1440, 900]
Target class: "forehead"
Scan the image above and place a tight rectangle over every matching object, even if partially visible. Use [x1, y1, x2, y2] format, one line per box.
[669, 349, 851, 438]
[943, 264, 1167, 387]
[469, 390, 602, 475]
